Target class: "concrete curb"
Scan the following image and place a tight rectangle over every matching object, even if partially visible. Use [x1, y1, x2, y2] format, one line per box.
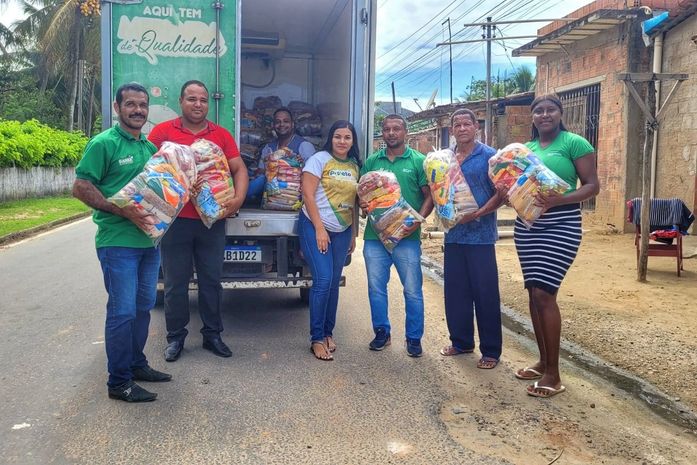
[0, 211, 91, 246]
[419, 253, 697, 432]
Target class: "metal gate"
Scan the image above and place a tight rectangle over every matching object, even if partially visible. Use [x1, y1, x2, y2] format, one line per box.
[558, 83, 600, 210]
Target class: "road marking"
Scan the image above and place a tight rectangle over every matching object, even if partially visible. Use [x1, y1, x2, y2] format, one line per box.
[12, 423, 31, 430]
[92, 340, 104, 345]
[2, 217, 91, 249]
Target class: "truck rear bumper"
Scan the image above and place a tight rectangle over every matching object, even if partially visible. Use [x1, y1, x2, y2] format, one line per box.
[156, 276, 345, 291]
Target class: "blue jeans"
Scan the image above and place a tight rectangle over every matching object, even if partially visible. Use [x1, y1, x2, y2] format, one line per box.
[298, 213, 353, 342]
[363, 239, 424, 340]
[96, 246, 160, 388]
[246, 175, 265, 199]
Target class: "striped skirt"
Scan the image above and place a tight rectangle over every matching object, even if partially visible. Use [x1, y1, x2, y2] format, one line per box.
[513, 203, 582, 295]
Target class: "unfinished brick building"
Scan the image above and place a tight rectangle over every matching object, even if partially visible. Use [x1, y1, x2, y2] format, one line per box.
[514, 0, 697, 230]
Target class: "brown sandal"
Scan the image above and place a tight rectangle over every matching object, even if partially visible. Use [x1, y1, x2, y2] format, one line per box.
[310, 341, 333, 361]
[439, 345, 474, 356]
[477, 356, 499, 369]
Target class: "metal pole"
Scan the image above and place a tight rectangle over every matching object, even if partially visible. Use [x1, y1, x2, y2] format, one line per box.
[485, 17, 492, 145]
[391, 82, 397, 113]
[442, 18, 452, 103]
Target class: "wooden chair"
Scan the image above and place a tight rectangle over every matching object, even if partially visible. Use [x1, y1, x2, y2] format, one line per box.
[627, 198, 692, 277]
[633, 228, 683, 276]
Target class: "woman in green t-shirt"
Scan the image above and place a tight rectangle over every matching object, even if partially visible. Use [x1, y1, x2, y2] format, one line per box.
[513, 94, 600, 398]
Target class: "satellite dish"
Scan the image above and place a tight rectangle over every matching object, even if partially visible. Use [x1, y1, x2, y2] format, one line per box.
[425, 88, 438, 109]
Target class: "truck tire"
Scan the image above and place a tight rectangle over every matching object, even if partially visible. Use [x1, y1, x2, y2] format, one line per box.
[300, 287, 310, 304]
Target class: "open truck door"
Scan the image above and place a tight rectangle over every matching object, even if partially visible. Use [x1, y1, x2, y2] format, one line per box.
[101, 0, 376, 304]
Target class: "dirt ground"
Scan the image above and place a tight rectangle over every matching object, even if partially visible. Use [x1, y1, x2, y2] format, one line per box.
[421, 210, 697, 415]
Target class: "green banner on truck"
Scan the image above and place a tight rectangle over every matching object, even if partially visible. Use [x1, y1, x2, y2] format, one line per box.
[106, 0, 237, 133]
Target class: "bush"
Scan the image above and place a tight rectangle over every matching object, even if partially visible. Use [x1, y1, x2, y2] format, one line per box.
[0, 119, 88, 168]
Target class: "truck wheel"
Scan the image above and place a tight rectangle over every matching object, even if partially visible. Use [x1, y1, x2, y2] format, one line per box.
[300, 288, 310, 304]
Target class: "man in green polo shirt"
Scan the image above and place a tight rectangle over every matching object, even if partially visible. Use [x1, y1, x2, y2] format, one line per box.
[361, 114, 433, 357]
[73, 82, 172, 403]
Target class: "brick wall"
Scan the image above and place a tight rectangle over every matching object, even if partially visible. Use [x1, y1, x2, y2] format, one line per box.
[656, 14, 697, 214]
[407, 131, 438, 155]
[494, 105, 531, 148]
[371, 131, 438, 155]
[535, 25, 644, 227]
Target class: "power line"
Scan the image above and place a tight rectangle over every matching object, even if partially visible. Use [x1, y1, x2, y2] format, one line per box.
[377, 0, 392, 10]
[378, 0, 464, 59]
[379, 0, 566, 104]
[384, 0, 557, 92]
[377, 0, 484, 76]
[377, 0, 505, 89]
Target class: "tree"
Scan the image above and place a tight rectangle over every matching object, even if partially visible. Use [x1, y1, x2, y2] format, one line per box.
[0, 63, 65, 127]
[512, 65, 535, 93]
[11, 0, 100, 133]
[459, 78, 507, 102]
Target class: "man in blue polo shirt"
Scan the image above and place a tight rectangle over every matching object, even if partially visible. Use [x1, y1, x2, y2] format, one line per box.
[361, 114, 433, 357]
[439, 108, 503, 369]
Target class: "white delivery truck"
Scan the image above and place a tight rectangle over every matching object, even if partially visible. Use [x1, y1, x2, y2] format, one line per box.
[101, 0, 376, 302]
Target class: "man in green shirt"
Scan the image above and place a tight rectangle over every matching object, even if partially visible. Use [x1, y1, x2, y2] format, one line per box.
[361, 114, 433, 357]
[73, 83, 172, 403]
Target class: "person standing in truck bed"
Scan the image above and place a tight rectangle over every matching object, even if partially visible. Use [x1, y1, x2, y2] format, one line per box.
[246, 107, 316, 200]
[148, 80, 249, 362]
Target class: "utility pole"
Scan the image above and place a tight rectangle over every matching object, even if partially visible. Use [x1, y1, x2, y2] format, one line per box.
[442, 17, 453, 104]
[484, 17, 492, 145]
[391, 81, 397, 113]
[618, 72, 687, 281]
[436, 17, 577, 145]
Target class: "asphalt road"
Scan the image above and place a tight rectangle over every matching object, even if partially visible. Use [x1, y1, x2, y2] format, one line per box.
[0, 219, 504, 465]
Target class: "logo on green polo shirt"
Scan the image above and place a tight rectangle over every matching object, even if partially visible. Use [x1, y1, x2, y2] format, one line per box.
[118, 155, 135, 166]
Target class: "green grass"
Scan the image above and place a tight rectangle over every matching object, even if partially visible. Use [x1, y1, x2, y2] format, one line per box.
[0, 195, 90, 237]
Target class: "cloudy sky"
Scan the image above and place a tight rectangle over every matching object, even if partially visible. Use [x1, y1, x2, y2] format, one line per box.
[375, 0, 593, 110]
[2, 0, 594, 111]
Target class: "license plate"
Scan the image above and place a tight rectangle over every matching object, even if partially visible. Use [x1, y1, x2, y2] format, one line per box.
[224, 246, 262, 263]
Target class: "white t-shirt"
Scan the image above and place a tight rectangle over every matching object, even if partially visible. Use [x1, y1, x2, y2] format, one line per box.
[301, 151, 359, 232]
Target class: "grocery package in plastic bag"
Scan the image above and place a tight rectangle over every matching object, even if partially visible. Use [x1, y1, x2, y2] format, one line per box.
[489, 143, 570, 228]
[507, 166, 570, 228]
[488, 143, 540, 190]
[108, 142, 196, 245]
[190, 139, 235, 228]
[358, 170, 424, 252]
[424, 149, 478, 232]
[253, 95, 282, 111]
[262, 147, 304, 211]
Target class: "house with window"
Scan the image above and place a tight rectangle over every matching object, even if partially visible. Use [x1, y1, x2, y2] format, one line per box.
[513, 0, 697, 229]
[393, 92, 535, 155]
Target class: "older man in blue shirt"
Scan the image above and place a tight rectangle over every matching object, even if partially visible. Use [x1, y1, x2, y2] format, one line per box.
[439, 108, 503, 369]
